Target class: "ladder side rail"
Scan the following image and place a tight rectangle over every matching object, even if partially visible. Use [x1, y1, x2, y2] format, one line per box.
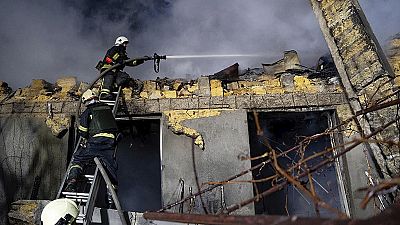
[83, 168, 101, 225]
[94, 157, 127, 225]
[112, 86, 122, 116]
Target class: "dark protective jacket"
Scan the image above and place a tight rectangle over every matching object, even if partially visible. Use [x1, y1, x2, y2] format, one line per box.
[78, 102, 118, 139]
[100, 45, 144, 72]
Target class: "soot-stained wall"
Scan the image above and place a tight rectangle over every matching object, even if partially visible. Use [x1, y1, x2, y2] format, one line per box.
[0, 115, 69, 224]
[161, 110, 255, 215]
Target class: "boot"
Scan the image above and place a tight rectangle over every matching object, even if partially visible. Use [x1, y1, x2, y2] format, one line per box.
[64, 166, 82, 192]
[64, 179, 77, 192]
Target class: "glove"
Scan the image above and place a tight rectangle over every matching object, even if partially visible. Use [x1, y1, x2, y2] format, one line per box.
[79, 138, 87, 148]
[118, 59, 126, 65]
[136, 59, 145, 64]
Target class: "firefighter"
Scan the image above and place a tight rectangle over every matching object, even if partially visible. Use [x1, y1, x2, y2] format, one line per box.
[99, 36, 145, 100]
[65, 89, 119, 208]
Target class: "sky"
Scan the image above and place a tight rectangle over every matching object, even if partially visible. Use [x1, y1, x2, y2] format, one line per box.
[0, 0, 399, 89]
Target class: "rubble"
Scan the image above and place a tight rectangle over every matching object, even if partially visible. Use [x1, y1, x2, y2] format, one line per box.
[45, 114, 70, 138]
[0, 80, 12, 102]
[387, 33, 400, 79]
[8, 200, 50, 225]
[262, 50, 302, 76]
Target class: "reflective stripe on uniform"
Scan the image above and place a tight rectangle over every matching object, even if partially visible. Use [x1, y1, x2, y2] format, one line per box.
[101, 88, 111, 94]
[112, 53, 120, 60]
[93, 133, 115, 139]
[79, 125, 88, 132]
[70, 165, 83, 170]
[101, 64, 112, 69]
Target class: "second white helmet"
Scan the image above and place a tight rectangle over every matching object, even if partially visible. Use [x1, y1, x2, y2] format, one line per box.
[115, 36, 129, 46]
[41, 199, 79, 225]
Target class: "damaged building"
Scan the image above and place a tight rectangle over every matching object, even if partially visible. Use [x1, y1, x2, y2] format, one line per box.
[1, 0, 400, 224]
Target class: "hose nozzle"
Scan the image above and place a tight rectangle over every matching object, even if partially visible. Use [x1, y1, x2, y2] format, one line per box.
[153, 53, 166, 73]
[154, 53, 166, 60]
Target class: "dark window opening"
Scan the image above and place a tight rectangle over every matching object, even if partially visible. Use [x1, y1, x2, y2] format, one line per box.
[114, 119, 162, 212]
[248, 111, 343, 217]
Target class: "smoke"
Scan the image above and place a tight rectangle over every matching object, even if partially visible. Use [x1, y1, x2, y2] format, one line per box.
[0, 0, 398, 89]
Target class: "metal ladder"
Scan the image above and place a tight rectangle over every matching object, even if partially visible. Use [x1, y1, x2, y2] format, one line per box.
[56, 87, 122, 225]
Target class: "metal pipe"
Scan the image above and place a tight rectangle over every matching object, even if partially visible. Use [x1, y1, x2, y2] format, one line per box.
[144, 203, 400, 225]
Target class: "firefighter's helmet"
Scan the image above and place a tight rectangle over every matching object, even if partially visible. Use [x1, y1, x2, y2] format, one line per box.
[115, 36, 129, 46]
[41, 198, 79, 225]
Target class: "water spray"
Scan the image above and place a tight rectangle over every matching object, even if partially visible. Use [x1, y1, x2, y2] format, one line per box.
[149, 53, 269, 73]
[166, 54, 265, 59]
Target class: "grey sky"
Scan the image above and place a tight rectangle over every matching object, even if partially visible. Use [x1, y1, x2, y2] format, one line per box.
[0, 0, 399, 89]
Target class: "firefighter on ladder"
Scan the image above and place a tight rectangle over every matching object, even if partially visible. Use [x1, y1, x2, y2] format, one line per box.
[98, 36, 145, 100]
[65, 89, 119, 208]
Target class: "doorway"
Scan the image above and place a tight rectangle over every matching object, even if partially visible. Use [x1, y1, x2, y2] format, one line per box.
[116, 118, 162, 212]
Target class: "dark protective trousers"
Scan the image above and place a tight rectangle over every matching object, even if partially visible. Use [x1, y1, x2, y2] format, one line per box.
[102, 70, 130, 93]
[68, 136, 118, 185]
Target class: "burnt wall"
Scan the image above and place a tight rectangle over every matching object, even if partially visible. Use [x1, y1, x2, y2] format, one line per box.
[161, 110, 254, 215]
[0, 115, 69, 224]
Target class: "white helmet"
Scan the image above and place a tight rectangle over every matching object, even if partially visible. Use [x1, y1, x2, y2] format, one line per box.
[115, 36, 129, 46]
[81, 89, 97, 103]
[41, 199, 79, 225]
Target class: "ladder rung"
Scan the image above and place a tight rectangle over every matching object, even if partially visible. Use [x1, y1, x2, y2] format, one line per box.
[112, 91, 119, 94]
[64, 194, 89, 200]
[76, 213, 85, 219]
[99, 100, 116, 103]
[84, 175, 95, 181]
[62, 191, 90, 197]
[63, 196, 89, 202]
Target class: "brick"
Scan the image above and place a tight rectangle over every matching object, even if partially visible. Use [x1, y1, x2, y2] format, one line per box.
[281, 94, 294, 107]
[236, 95, 251, 109]
[280, 73, 294, 89]
[223, 96, 236, 109]
[0, 103, 13, 114]
[250, 95, 266, 108]
[171, 98, 189, 110]
[187, 97, 199, 109]
[162, 90, 177, 98]
[12, 102, 26, 113]
[197, 77, 210, 97]
[61, 102, 79, 114]
[51, 102, 64, 113]
[330, 93, 346, 105]
[198, 97, 210, 109]
[305, 93, 319, 106]
[31, 103, 47, 113]
[210, 96, 224, 108]
[293, 93, 308, 107]
[317, 94, 331, 106]
[145, 99, 160, 113]
[264, 94, 284, 108]
[210, 80, 223, 97]
[128, 100, 146, 114]
[159, 98, 171, 112]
